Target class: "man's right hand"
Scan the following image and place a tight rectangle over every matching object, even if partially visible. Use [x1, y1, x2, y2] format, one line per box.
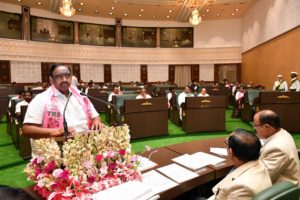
[49, 127, 76, 137]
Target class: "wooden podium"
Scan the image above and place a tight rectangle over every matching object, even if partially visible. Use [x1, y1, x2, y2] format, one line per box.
[124, 98, 168, 139]
[182, 96, 226, 133]
[259, 91, 300, 132]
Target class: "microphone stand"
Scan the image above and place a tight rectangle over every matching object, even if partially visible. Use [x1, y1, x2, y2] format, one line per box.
[63, 92, 72, 139]
[80, 92, 122, 126]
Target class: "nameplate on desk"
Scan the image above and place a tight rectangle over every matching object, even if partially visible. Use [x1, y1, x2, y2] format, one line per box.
[276, 95, 290, 99]
[214, 162, 226, 167]
[201, 99, 211, 103]
[195, 167, 208, 174]
[141, 102, 153, 106]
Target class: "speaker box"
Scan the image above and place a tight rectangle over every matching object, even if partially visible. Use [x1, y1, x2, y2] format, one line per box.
[115, 18, 122, 26]
[22, 6, 30, 15]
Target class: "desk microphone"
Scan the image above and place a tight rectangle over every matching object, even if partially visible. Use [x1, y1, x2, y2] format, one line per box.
[79, 92, 122, 126]
[63, 92, 72, 138]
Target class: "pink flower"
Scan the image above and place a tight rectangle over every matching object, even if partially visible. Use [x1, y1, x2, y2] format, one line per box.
[35, 169, 42, 177]
[107, 151, 115, 158]
[44, 160, 56, 174]
[119, 149, 126, 155]
[95, 154, 103, 162]
[88, 175, 95, 183]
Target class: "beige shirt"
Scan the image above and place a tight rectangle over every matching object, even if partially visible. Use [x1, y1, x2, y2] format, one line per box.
[211, 160, 272, 200]
[259, 128, 300, 186]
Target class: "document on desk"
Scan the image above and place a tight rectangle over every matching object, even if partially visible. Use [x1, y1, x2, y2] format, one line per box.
[138, 156, 158, 172]
[172, 152, 225, 171]
[156, 163, 199, 183]
[92, 180, 156, 200]
[210, 147, 228, 157]
[142, 170, 178, 194]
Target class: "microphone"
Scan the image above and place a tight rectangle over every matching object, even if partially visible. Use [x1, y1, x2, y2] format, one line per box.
[63, 92, 72, 138]
[80, 92, 122, 126]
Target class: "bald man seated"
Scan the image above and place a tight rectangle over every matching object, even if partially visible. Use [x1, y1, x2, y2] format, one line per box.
[209, 129, 272, 200]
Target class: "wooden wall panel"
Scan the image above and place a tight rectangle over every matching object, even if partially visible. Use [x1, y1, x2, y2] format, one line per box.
[140, 65, 147, 83]
[104, 64, 112, 83]
[242, 27, 300, 90]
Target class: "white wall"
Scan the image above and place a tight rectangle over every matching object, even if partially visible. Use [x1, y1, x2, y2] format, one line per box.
[80, 63, 104, 82]
[111, 64, 140, 82]
[148, 64, 169, 82]
[11, 61, 41, 83]
[199, 64, 214, 81]
[242, 0, 300, 52]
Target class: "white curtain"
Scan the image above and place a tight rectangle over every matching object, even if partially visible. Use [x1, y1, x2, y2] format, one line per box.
[175, 65, 191, 87]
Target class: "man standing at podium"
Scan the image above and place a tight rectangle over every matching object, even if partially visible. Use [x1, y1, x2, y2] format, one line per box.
[272, 74, 288, 91]
[136, 88, 151, 99]
[22, 64, 105, 140]
[253, 110, 300, 186]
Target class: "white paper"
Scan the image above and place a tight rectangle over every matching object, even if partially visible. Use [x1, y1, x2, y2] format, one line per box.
[142, 170, 178, 194]
[92, 180, 153, 200]
[210, 147, 228, 156]
[156, 163, 199, 183]
[138, 156, 158, 172]
[172, 152, 225, 171]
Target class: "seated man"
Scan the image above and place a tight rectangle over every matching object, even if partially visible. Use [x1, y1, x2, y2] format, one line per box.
[15, 90, 33, 117]
[209, 129, 272, 199]
[108, 86, 123, 102]
[178, 86, 194, 120]
[253, 110, 300, 186]
[136, 88, 151, 99]
[167, 88, 175, 108]
[198, 88, 209, 97]
[8, 90, 24, 110]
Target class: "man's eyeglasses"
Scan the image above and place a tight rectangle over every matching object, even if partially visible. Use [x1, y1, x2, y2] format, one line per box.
[253, 123, 264, 128]
[224, 139, 229, 147]
[54, 73, 71, 81]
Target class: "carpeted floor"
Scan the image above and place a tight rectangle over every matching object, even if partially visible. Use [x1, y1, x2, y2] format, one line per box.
[0, 109, 299, 188]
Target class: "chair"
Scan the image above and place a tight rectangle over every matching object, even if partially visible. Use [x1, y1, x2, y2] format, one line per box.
[253, 181, 300, 200]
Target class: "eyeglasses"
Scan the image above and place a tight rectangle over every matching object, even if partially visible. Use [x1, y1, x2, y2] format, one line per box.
[224, 139, 229, 147]
[54, 73, 71, 80]
[253, 123, 264, 128]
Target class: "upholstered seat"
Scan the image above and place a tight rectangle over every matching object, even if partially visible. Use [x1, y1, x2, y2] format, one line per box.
[253, 181, 300, 200]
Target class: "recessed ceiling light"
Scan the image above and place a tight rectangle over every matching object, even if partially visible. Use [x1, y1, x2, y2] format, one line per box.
[109, 12, 113, 15]
[166, 15, 170, 18]
[79, 2, 84, 6]
[114, 0, 118, 3]
[138, 14, 142, 17]
[216, 13, 221, 17]
[124, 13, 128, 16]
[17, 0, 21, 2]
[202, 14, 206, 17]
[140, 9, 144, 12]
[112, 7, 115, 10]
[37, 2, 42, 5]
[235, 8, 239, 11]
[77, 8, 83, 11]
[168, 10, 172, 13]
[95, 10, 99, 14]
[152, 15, 156, 18]
[231, 13, 235, 16]
[206, 9, 210, 12]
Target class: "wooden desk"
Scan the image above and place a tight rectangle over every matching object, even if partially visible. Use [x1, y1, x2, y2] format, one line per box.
[166, 137, 233, 179]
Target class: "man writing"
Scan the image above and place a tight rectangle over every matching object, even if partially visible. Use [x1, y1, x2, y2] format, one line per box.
[209, 129, 272, 199]
[253, 110, 300, 186]
[22, 64, 105, 140]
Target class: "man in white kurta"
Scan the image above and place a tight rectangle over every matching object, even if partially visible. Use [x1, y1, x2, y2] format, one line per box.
[177, 86, 194, 120]
[272, 74, 288, 91]
[289, 71, 300, 92]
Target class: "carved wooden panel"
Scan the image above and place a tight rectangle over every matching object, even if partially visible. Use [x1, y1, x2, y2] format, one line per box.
[0, 60, 11, 83]
[168, 65, 175, 84]
[191, 65, 199, 81]
[140, 65, 148, 83]
[104, 64, 112, 83]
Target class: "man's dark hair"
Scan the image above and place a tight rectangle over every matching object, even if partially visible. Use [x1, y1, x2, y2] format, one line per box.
[228, 128, 261, 162]
[24, 90, 33, 96]
[0, 186, 35, 200]
[49, 64, 71, 78]
[258, 110, 281, 129]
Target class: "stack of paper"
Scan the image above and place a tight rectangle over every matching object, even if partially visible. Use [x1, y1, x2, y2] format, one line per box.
[92, 180, 156, 200]
[210, 147, 228, 157]
[172, 152, 225, 171]
[142, 170, 178, 194]
[156, 163, 199, 183]
[138, 156, 158, 172]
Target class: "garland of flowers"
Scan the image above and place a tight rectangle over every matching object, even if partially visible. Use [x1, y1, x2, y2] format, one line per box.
[24, 125, 141, 200]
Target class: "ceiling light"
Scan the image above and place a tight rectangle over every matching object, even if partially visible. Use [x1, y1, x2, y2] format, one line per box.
[77, 8, 82, 11]
[202, 14, 206, 17]
[124, 13, 128, 16]
[95, 10, 99, 14]
[206, 9, 210, 12]
[138, 14, 142, 17]
[166, 15, 170, 18]
[216, 13, 221, 17]
[79, 2, 83, 6]
[114, 0, 118, 3]
[169, 10, 172, 13]
[37, 2, 42, 5]
[235, 8, 239, 11]
[231, 13, 235, 16]
[152, 15, 156, 18]
[109, 12, 113, 15]
[140, 9, 144, 12]
[112, 7, 115, 10]
[17, 0, 21, 2]
[189, 8, 201, 25]
[60, 0, 76, 17]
